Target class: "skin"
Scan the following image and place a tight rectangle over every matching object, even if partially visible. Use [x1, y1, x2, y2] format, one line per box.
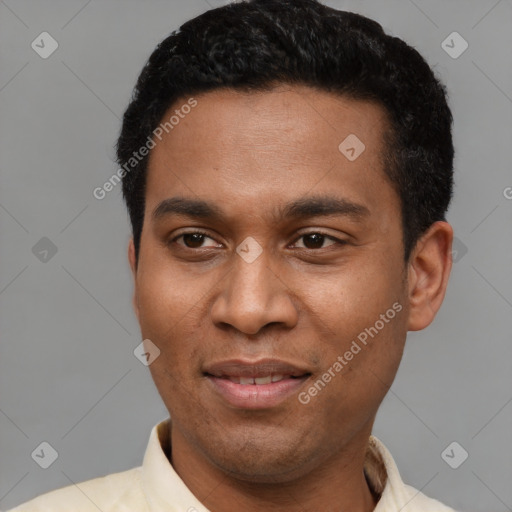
[128, 85, 453, 512]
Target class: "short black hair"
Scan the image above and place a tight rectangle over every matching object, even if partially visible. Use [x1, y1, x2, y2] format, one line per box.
[116, 0, 453, 262]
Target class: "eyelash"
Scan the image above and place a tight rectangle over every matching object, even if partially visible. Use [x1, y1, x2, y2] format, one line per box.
[169, 230, 346, 250]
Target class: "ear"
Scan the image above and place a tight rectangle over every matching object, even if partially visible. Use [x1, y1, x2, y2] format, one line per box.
[406, 221, 453, 331]
[128, 238, 140, 322]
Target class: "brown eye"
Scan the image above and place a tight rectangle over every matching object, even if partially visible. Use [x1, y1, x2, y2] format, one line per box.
[182, 233, 206, 248]
[172, 231, 221, 249]
[294, 233, 338, 250]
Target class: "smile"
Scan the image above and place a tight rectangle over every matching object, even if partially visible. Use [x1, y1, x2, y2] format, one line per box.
[203, 358, 311, 409]
[221, 374, 290, 385]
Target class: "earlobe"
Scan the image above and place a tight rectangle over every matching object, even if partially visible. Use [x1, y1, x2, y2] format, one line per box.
[128, 239, 140, 321]
[406, 221, 453, 331]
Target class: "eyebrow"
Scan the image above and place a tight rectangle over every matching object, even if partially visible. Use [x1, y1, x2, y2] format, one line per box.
[152, 195, 370, 223]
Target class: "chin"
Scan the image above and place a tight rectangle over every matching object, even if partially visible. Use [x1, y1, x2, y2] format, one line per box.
[201, 427, 324, 484]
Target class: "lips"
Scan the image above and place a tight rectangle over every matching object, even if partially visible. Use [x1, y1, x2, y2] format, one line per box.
[203, 358, 311, 409]
[204, 358, 310, 380]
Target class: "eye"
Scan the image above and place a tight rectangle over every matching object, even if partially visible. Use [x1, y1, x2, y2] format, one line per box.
[169, 230, 345, 251]
[172, 231, 222, 249]
[292, 232, 343, 250]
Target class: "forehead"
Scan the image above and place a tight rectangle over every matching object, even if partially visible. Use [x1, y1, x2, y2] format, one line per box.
[144, 85, 397, 220]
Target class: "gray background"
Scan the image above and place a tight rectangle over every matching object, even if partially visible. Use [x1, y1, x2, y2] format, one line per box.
[1, 0, 511, 510]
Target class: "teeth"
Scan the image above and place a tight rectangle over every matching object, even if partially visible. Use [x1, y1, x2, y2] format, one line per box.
[226, 374, 287, 385]
[255, 375, 272, 385]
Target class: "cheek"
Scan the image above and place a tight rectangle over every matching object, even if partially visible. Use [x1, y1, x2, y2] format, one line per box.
[135, 266, 207, 377]
[298, 254, 407, 402]
[303, 307, 407, 438]
[136, 258, 204, 333]
[301, 253, 404, 340]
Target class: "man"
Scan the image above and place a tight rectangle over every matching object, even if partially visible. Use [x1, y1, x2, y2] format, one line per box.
[10, 0, 459, 510]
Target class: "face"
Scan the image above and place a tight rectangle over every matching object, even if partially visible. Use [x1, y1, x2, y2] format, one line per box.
[130, 85, 412, 482]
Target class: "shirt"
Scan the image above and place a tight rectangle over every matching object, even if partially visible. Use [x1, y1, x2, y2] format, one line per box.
[8, 419, 457, 512]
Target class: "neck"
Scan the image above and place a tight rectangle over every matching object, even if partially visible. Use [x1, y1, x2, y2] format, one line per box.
[168, 423, 379, 512]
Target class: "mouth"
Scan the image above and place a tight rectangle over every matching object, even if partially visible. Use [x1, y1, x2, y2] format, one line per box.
[209, 374, 303, 385]
[203, 359, 312, 409]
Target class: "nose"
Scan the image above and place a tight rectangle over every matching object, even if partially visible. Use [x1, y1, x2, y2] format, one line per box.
[210, 249, 299, 336]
